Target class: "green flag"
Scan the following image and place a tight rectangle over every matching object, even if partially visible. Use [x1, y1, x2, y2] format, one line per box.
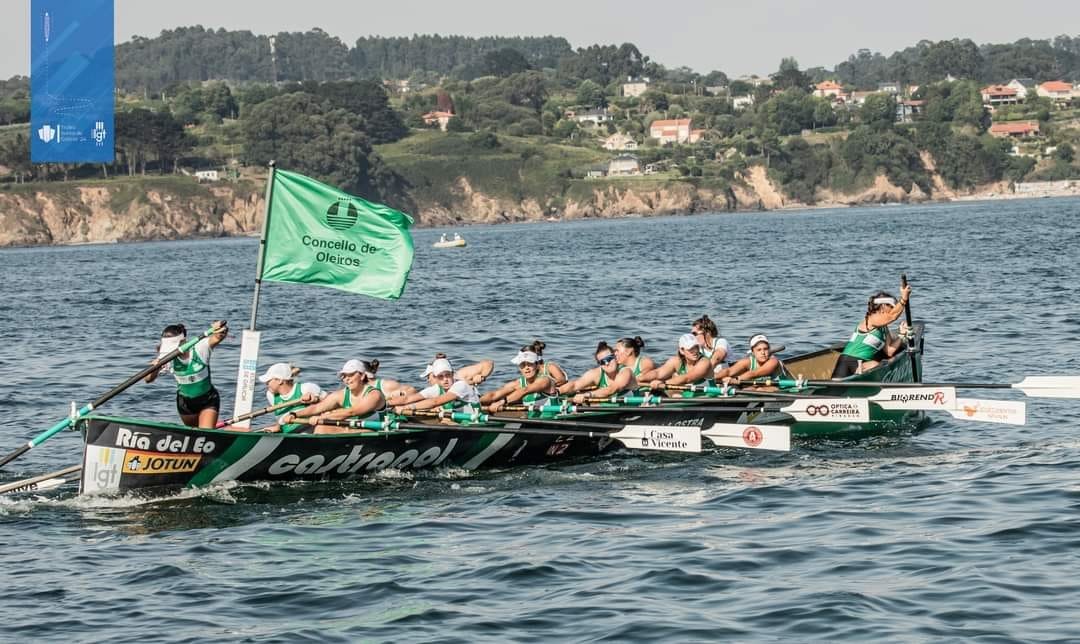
[260, 169, 414, 299]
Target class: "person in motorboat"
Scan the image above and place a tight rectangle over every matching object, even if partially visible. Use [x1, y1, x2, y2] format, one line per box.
[145, 320, 228, 429]
[481, 349, 560, 413]
[559, 341, 638, 404]
[453, 232, 462, 241]
[280, 359, 386, 434]
[831, 282, 912, 378]
[393, 356, 482, 420]
[255, 362, 324, 433]
[522, 339, 568, 387]
[692, 314, 733, 375]
[613, 335, 656, 379]
[717, 334, 791, 389]
[640, 333, 715, 391]
[439, 233, 448, 244]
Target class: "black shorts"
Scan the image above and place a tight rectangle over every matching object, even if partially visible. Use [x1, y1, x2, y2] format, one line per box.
[177, 387, 221, 416]
[832, 354, 861, 379]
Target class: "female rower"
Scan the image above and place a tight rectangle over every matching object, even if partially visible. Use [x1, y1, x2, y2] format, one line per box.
[362, 360, 416, 404]
[524, 340, 568, 387]
[420, 353, 494, 387]
[717, 334, 790, 388]
[559, 341, 638, 404]
[145, 320, 227, 429]
[257, 362, 324, 433]
[832, 283, 912, 378]
[281, 359, 386, 434]
[613, 336, 655, 379]
[640, 333, 714, 391]
[692, 315, 733, 374]
[481, 349, 560, 413]
[394, 356, 482, 418]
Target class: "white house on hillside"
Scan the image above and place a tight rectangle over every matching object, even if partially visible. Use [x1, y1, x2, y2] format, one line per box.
[602, 132, 638, 151]
[649, 118, 692, 144]
[573, 108, 612, 125]
[1006, 78, 1037, 99]
[608, 154, 641, 176]
[622, 77, 650, 97]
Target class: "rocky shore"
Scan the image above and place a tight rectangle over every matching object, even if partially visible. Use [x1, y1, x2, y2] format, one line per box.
[2, 171, 1078, 248]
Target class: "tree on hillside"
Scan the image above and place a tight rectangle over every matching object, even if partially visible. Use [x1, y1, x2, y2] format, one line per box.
[500, 71, 549, 114]
[241, 92, 393, 199]
[557, 43, 647, 85]
[859, 93, 896, 130]
[114, 108, 193, 175]
[483, 48, 532, 77]
[771, 57, 810, 91]
[304, 80, 407, 143]
[575, 79, 607, 107]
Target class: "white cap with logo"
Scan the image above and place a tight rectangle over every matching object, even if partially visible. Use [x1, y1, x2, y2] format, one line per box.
[678, 333, 698, 350]
[258, 362, 293, 383]
[749, 334, 770, 349]
[339, 359, 365, 376]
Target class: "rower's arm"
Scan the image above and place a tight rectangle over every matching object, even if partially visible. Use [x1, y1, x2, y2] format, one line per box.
[506, 376, 552, 404]
[666, 359, 712, 386]
[407, 390, 459, 412]
[480, 381, 517, 404]
[735, 357, 781, 381]
[716, 358, 749, 380]
[287, 391, 343, 421]
[639, 357, 675, 383]
[559, 369, 598, 395]
[545, 362, 569, 386]
[324, 389, 385, 421]
[457, 359, 494, 385]
[591, 368, 635, 399]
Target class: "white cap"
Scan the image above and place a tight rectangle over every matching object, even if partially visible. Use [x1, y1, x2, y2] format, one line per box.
[511, 351, 540, 365]
[157, 335, 185, 359]
[430, 358, 454, 375]
[749, 334, 770, 349]
[258, 362, 293, 383]
[420, 364, 434, 378]
[678, 333, 698, 350]
[339, 359, 364, 375]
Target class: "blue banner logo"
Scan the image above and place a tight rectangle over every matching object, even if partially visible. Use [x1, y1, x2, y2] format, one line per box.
[30, 0, 114, 163]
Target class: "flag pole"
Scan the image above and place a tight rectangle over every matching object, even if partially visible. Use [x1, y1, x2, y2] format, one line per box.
[232, 161, 277, 428]
[249, 160, 277, 330]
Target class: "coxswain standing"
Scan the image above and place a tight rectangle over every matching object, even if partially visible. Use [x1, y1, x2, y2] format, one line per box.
[145, 320, 228, 429]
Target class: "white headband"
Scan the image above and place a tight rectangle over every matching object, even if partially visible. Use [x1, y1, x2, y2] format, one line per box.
[873, 296, 897, 306]
[749, 334, 769, 349]
[157, 335, 185, 359]
[512, 351, 540, 365]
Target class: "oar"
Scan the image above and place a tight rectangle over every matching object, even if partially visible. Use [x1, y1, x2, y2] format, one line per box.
[294, 417, 704, 453]
[0, 465, 81, 495]
[0, 324, 224, 470]
[505, 397, 871, 423]
[900, 273, 920, 381]
[759, 377, 1080, 400]
[216, 398, 306, 428]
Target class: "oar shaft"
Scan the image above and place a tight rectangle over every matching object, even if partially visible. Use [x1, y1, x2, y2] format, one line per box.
[0, 465, 82, 495]
[313, 417, 622, 440]
[412, 410, 628, 431]
[901, 273, 920, 382]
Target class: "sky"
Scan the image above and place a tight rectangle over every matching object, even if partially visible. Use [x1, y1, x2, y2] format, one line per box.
[4, 0, 1080, 80]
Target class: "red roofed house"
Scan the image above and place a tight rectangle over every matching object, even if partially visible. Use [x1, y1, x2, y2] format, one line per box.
[649, 118, 693, 144]
[1036, 81, 1075, 103]
[422, 110, 455, 131]
[814, 80, 846, 100]
[988, 120, 1040, 138]
[981, 84, 1019, 107]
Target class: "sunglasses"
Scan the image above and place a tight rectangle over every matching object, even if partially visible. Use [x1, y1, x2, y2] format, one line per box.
[597, 354, 616, 366]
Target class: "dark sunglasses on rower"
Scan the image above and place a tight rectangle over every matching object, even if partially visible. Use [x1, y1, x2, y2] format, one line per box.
[597, 355, 616, 365]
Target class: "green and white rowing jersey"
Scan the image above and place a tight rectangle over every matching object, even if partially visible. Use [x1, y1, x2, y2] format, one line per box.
[420, 381, 481, 417]
[269, 382, 323, 433]
[342, 384, 383, 422]
[171, 338, 213, 398]
[841, 325, 887, 360]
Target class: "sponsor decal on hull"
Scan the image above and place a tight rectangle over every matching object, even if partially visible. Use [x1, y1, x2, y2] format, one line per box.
[123, 450, 201, 475]
[82, 444, 125, 494]
[266, 439, 458, 477]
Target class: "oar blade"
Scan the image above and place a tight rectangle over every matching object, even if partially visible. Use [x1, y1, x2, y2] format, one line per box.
[780, 398, 870, 423]
[1014, 376, 1080, 399]
[702, 423, 791, 452]
[608, 425, 702, 453]
[869, 386, 957, 410]
[947, 398, 1027, 425]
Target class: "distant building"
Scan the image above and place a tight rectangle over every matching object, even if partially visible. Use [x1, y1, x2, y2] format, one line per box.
[607, 154, 641, 176]
[649, 118, 693, 144]
[622, 77, 651, 98]
[602, 132, 639, 151]
[422, 110, 455, 131]
[814, 80, 845, 100]
[689, 128, 705, 143]
[704, 85, 728, 96]
[981, 84, 1020, 107]
[896, 99, 925, 123]
[877, 81, 901, 95]
[737, 75, 771, 87]
[194, 170, 219, 182]
[573, 108, 612, 125]
[1006, 78, 1037, 99]
[731, 95, 755, 110]
[848, 91, 875, 106]
[1037, 81, 1074, 103]
[989, 120, 1040, 138]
